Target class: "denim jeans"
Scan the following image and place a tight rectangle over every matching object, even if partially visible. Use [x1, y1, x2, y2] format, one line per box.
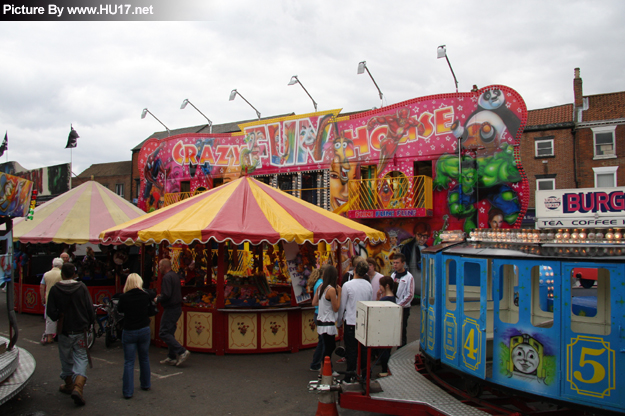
[310, 313, 325, 370]
[122, 326, 151, 397]
[159, 306, 185, 359]
[58, 333, 88, 381]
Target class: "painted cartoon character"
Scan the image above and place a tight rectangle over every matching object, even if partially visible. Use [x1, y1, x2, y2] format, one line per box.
[325, 132, 360, 212]
[378, 178, 393, 208]
[366, 108, 425, 173]
[0, 175, 17, 214]
[143, 142, 169, 210]
[508, 334, 547, 382]
[269, 125, 290, 165]
[298, 114, 333, 163]
[240, 131, 263, 174]
[434, 89, 522, 232]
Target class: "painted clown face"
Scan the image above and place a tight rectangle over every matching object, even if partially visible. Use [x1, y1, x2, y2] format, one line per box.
[456, 110, 507, 152]
[512, 343, 540, 374]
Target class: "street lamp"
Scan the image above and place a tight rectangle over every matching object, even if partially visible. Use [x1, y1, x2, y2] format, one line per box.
[288, 75, 318, 112]
[141, 108, 171, 136]
[181, 99, 213, 133]
[437, 45, 459, 93]
[357, 61, 384, 108]
[229, 89, 261, 120]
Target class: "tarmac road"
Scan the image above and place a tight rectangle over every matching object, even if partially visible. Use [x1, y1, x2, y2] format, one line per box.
[0, 294, 421, 416]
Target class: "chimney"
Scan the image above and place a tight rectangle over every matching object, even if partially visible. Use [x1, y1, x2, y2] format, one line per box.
[573, 68, 583, 108]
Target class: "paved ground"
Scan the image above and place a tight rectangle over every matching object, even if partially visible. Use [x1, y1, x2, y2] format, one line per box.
[0, 294, 421, 416]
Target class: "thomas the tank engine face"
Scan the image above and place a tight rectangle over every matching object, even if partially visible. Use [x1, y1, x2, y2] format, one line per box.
[512, 343, 540, 375]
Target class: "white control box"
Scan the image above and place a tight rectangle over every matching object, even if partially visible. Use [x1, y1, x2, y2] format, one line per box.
[355, 301, 402, 347]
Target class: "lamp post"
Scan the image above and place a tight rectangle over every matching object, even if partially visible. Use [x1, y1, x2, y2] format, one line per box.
[288, 75, 318, 112]
[180, 99, 213, 133]
[141, 108, 171, 136]
[229, 89, 261, 120]
[437, 45, 459, 93]
[357, 61, 384, 108]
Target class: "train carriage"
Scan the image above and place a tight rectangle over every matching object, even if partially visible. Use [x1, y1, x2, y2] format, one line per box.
[420, 229, 625, 414]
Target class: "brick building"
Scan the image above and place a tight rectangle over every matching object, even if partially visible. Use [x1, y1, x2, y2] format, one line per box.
[520, 103, 575, 209]
[573, 68, 625, 189]
[520, 68, 625, 215]
[73, 161, 132, 202]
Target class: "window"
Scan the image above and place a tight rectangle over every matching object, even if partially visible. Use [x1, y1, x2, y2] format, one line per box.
[445, 259, 457, 311]
[571, 268, 610, 336]
[498, 264, 519, 324]
[134, 179, 140, 198]
[115, 184, 124, 197]
[534, 138, 554, 157]
[593, 166, 618, 188]
[536, 178, 555, 191]
[592, 126, 616, 159]
[531, 265, 553, 328]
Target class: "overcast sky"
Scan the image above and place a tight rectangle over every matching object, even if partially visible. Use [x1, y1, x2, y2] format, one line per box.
[1, 0, 624, 175]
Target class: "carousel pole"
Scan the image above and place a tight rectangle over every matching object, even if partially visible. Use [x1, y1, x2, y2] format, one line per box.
[216, 243, 225, 309]
[215, 242, 226, 355]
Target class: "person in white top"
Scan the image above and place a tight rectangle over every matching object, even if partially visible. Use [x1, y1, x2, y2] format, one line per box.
[312, 265, 341, 369]
[391, 253, 414, 347]
[337, 260, 372, 382]
[366, 257, 384, 300]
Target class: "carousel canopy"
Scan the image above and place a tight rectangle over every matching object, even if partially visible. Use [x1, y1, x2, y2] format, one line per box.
[99, 176, 386, 246]
[13, 181, 146, 245]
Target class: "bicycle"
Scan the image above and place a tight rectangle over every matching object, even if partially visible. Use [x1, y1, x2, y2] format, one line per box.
[88, 297, 124, 349]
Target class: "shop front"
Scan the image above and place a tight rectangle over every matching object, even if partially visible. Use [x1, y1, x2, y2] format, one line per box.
[100, 176, 384, 354]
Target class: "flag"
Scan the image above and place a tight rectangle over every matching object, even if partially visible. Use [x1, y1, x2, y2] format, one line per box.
[66, 125, 79, 149]
[0, 132, 7, 157]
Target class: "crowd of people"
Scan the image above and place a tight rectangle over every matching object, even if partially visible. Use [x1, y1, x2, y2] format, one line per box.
[34, 247, 413, 405]
[308, 252, 414, 383]
[38, 254, 191, 406]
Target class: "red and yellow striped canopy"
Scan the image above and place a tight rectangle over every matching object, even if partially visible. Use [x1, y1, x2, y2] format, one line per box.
[99, 176, 385, 246]
[13, 181, 146, 245]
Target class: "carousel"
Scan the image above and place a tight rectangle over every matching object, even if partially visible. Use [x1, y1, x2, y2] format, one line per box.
[99, 176, 384, 355]
[0, 172, 36, 405]
[11, 181, 146, 313]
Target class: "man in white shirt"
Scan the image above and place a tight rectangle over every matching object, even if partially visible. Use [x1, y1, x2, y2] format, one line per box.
[337, 260, 372, 382]
[391, 253, 414, 347]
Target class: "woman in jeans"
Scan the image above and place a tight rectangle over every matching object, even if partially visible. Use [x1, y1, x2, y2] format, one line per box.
[117, 273, 153, 399]
[312, 265, 341, 371]
[307, 268, 324, 371]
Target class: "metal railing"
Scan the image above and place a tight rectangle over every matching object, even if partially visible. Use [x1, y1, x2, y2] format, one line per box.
[347, 175, 432, 211]
[163, 189, 206, 206]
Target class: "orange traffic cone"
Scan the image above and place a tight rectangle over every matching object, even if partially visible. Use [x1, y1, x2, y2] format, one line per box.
[315, 357, 339, 416]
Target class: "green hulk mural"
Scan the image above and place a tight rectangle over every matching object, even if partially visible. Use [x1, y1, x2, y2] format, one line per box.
[434, 88, 523, 232]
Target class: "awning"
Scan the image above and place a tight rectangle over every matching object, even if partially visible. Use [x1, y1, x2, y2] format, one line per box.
[100, 176, 386, 246]
[13, 181, 146, 244]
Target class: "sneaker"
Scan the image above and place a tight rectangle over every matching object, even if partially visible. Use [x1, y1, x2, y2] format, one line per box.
[332, 371, 340, 377]
[377, 371, 391, 378]
[160, 357, 177, 365]
[336, 357, 346, 364]
[309, 367, 321, 372]
[176, 350, 190, 366]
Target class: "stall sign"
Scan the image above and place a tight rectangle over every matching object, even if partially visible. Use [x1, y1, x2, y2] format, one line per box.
[536, 187, 625, 229]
